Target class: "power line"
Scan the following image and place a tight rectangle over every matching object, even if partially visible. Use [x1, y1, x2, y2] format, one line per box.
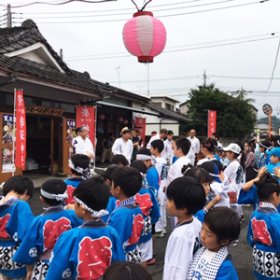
[9, 0, 229, 13]
[64, 31, 278, 60]
[0, 0, 116, 8]
[160, 0, 271, 18]
[209, 74, 280, 80]
[16, 0, 248, 18]
[109, 75, 201, 84]
[66, 33, 279, 62]
[16, 0, 271, 24]
[265, 37, 280, 93]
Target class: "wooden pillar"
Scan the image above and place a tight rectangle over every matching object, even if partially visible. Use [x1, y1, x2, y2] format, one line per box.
[62, 117, 68, 176]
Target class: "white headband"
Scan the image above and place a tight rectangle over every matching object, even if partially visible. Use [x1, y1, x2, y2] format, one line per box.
[68, 159, 90, 179]
[136, 154, 152, 161]
[40, 189, 68, 201]
[74, 197, 108, 219]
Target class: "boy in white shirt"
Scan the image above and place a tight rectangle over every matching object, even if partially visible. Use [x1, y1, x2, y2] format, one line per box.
[167, 138, 192, 185]
[150, 139, 168, 237]
[111, 127, 133, 164]
[163, 130, 174, 164]
[163, 176, 206, 280]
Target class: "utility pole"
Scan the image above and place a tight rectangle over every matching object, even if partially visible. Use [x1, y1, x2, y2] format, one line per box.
[59, 49, 63, 60]
[203, 70, 207, 86]
[7, 4, 12, 28]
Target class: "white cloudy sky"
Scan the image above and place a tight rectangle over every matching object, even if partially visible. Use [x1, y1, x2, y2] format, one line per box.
[2, 0, 280, 118]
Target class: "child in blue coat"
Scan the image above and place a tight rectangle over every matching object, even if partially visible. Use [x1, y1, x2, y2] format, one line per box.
[0, 176, 34, 280]
[64, 153, 90, 206]
[13, 179, 81, 280]
[187, 207, 240, 280]
[46, 176, 125, 280]
[107, 167, 144, 263]
[247, 173, 280, 280]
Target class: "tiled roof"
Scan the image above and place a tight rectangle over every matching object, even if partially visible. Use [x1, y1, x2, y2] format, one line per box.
[0, 19, 149, 102]
[0, 19, 71, 74]
[0, 54, 107, 95]
[147, 102, 188, 122]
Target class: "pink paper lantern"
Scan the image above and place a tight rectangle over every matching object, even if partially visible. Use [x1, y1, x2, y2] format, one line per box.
[123, 11, 166, 63]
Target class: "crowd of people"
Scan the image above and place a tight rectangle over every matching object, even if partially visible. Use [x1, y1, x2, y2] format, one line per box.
[0, 126, 280, 280]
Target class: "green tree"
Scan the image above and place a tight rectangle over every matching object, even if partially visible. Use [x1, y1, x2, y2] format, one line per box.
[186, 84, 256, 138]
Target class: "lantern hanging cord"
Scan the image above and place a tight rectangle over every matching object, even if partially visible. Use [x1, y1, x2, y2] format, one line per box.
[131, 0, 152, 11]
[147, 63, 150, 98]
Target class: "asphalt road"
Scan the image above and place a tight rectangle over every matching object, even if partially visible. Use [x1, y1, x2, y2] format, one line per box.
[29, 188, 254, 280]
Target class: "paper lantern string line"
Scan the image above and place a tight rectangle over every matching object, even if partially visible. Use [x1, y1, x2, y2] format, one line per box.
[131, 0, 152, 12]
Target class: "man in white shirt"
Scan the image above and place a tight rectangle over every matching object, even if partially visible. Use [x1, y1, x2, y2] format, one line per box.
[72, 126, 94, 160]
[187, 129, 200, 166]
[163, 130, 174, 164]
[146, 128, 167, 149]
[111, 127, 133, 163]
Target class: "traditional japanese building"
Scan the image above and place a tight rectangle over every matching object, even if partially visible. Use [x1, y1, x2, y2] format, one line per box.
[0, 20, 187, 182]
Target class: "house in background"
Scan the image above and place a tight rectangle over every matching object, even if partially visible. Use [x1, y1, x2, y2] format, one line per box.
[179, 100, 189, 115]
[134, 96, 188, 136]
[150, 96, 178, 111]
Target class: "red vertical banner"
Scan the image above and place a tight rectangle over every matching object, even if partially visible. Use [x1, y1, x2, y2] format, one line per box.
[15, 89, 26, 170]
[207, 110, 217, 138]
[76, 106, 96, 146]
[134, 117, 146, 145]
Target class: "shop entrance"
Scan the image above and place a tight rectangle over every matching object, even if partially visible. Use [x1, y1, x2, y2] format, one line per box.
[25, 115, 64, 175]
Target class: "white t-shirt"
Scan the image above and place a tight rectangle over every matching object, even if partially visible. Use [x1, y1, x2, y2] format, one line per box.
[163, 217, 202, 280]
[210, 181, 230, 208]
[192, 249, 217, 279]
[187, 136, 200, 158]
[73, 136, 94, 159]
[197, 157, 216, 166]
[223, 160, 244, 193]
[167, 156, 191, 186]
[154, 156, 166, 177]
[111, 137, 133, 163]
[163, 139, 174, 163]
[146, 133, 160, 149]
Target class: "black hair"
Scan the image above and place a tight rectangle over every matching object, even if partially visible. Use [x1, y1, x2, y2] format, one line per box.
[175, 138, 191, 155]
[212, 132, 219, 140]
[111, 154, 129, 166]
[111, 167, 142, 197]
[201, 138, 217, 153]
[73, 176, 109, 211]
[75, 127, 82, 134]
[256, 173, 280, 201]
[184, 166, 212, 184]
[167, 130, 174, 135]
[259, 140, 271, 151]
[200, 161, 222, 180]
[137, 148, 151, 157]
[181, 163, 193, 174]
[130, 160, 147, 174]
[151, 139, 164, 153]
[102, 165, 119, 181]
[204, 207, 241, 243]
[160, 128, 168, 134]
[70, 154, 90, 176]
[3, 175, 34, 198]
[41, 179, 67, 206]
[212, 160, 223, 172]
[166, 176, 206, 214]
[103, 262, 152, 280]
